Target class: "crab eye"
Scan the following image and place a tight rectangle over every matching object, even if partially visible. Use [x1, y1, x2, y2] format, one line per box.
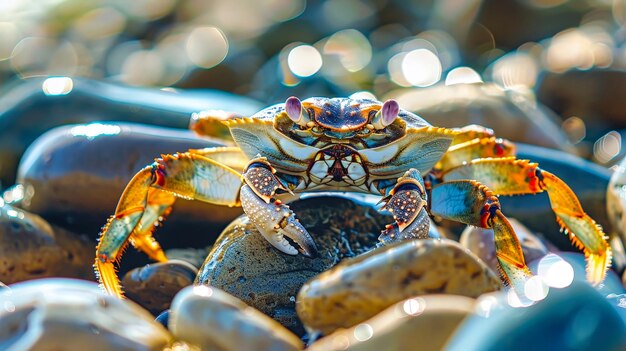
[370, 99, 399, 130]
[286, 96, 302, 122]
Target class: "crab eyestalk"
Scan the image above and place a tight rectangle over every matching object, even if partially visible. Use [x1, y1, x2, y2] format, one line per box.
[285, 96, 311, 127]
[371, 99, 399, 130]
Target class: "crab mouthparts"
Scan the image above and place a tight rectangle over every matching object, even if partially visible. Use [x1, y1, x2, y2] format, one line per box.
[309, 144, 367, 186]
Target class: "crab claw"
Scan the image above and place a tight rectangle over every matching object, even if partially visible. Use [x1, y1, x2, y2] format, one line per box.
[240, 184, 317, 257]
[378, 169, 431, 243]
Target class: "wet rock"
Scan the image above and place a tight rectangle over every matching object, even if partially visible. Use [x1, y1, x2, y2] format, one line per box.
[308, 295, 476, 351]
[165, 247, 212, 269]
[0, 77, 262, 186]
[296, 238, 502, 335]
[0, 204, 93, 284]
[446, 281, 626, 351]
[122, 260, 198, 315]
[0, 278, 171, 350]
[170, 285, 302, 351]
[196, 195, 386, 335]
[387, 83, 573, 152]
[16, 122, 243, 244]
[460, 218, 550, 275]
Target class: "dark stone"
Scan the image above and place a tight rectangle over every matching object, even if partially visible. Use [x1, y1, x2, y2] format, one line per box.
[0, 77, 262, 186]
[196, 195, 386, 335]
[122, 260, 198, 315]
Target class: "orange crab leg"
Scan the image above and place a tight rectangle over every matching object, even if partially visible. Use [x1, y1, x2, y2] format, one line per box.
[436, 136, 516, 172]
[189, 110, 244, 141]
[96, 166, 156, 297]
[95, 151, 243, 297]
[443, 157, 611, 285]
[449, 124, 495, 146]
[430, 179, 533, 291]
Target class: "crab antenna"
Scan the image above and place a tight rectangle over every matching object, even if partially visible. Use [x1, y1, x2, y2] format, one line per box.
[371, 99, 399, 129]
[285, 96, 310, 126]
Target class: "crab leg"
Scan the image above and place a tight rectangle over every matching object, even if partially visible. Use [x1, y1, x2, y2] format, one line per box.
[189, 146, 250, 172]
[436, 136, 516, 172]
[96, 151, 243, 297]
[443, 157, 611, 285]
[378, 169, 431, 244]
[430, 180, 533, 292]
[240, 157, 317, 256]
[189, 110, 244, 142]
[449, 124, 495, 146]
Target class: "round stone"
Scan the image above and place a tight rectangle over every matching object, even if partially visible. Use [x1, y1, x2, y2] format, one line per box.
[196, 195, 386, 335]
[296, 238, 502, 335]
[122, 260, 198, 315]
[0, 204, 94, 284]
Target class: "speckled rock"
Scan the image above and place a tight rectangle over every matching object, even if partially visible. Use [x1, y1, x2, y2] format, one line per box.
[446, 281, 626, 351]
[122, 260, 198, 315]
[16, 122, 242, 243]
[196, 195, 388, 334]
[170, 285, 302, 351]
[308, 295, 476, 351]
[0, 278, 171, 350]
[460, 218, 550, 275]
[296, 238, 502, 335]
[0, 204, 93, 284]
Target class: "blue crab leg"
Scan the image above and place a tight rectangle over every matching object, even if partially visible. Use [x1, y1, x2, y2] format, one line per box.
[430, 180, 533, 292]
[240, 157, 317, 256]
[95, 151, 243, 297]
[443, 157, 611, 285]
[378, 169, 431, 244]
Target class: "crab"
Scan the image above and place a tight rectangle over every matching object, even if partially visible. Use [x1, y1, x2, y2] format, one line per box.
[95, 96, 611, 298]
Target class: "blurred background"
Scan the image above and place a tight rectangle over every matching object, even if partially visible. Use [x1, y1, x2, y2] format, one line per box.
[1, 0, 626, 165]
